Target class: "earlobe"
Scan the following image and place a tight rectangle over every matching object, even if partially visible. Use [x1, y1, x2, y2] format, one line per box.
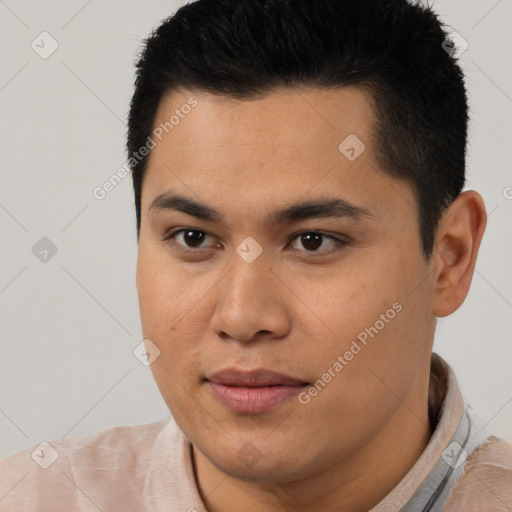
[432, 190, 487, 317]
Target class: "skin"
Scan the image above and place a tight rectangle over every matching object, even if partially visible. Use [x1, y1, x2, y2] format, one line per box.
[136, 86, 487, 512]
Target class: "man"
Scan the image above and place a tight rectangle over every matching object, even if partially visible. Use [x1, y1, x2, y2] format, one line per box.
[1, 0, 511, 510]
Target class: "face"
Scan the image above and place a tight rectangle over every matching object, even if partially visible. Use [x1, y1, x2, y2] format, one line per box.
[136, 86, 436, 483]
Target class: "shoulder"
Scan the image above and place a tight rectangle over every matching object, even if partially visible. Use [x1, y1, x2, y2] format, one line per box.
[444, 436, 512, 511]
[0, 418, 172, 511]
[1, 417, 170, 470]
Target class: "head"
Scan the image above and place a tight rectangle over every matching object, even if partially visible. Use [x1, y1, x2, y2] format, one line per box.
[129, 0, 486, 493]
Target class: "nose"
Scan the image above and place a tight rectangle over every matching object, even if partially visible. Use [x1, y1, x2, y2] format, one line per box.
[209, 252, 292, 343]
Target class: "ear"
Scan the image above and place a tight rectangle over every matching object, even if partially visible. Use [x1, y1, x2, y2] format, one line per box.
[431, 190, 487, 317]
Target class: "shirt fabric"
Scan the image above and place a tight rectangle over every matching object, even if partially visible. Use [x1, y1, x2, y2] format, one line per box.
[1, 354, 511, 511]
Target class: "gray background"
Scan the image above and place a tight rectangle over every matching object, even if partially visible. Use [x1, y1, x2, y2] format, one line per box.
[1, 0, 511, 458]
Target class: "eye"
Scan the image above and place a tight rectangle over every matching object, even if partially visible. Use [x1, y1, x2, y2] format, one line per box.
[163, 228, 348, 256]
[164, 228, 220, 251]
[288, 231, 347, 254]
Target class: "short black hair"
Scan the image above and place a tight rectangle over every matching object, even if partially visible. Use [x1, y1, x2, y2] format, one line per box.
[127, 0, 468, 257]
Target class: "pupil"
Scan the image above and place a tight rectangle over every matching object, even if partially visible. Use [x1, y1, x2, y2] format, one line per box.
[185, 230, 204, 247]
[302, 233, 322, 251]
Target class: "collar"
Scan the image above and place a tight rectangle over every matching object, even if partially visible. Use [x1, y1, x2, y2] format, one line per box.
[372, 354, 480, 511]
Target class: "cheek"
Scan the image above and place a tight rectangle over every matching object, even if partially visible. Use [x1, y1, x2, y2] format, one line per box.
[136, 246, 194, 335]
[136, 249, 212, 376]
[305, 245, 431, 383]
[137, 257, 206, 418]
[299, 257, 400, 342]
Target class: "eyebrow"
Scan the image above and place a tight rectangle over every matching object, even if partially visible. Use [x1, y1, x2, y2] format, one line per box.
[148, 192, 374, 227]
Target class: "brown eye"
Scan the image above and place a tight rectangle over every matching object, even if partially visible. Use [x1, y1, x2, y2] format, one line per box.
[165, 228, 218, 250]
[182, 229, 207, 247]
[289, 231, 347, 254]
[300, 232, 323, 251]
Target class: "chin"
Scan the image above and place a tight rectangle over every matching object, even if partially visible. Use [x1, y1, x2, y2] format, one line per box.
[197, 437, 318, 483]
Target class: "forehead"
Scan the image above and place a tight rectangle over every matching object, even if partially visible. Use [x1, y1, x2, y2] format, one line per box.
[150, 85, 375, 156]
[141, 86, 414, 223]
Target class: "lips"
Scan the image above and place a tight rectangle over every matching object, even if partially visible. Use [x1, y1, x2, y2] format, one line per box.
[207, 368, 307, 387]
[205, 368, 308, 414]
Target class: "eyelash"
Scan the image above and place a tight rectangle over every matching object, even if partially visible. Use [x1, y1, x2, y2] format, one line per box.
[162, 228, 349, 257]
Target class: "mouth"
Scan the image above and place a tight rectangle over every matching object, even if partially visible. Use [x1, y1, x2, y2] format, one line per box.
[205, 368, 309, 414]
